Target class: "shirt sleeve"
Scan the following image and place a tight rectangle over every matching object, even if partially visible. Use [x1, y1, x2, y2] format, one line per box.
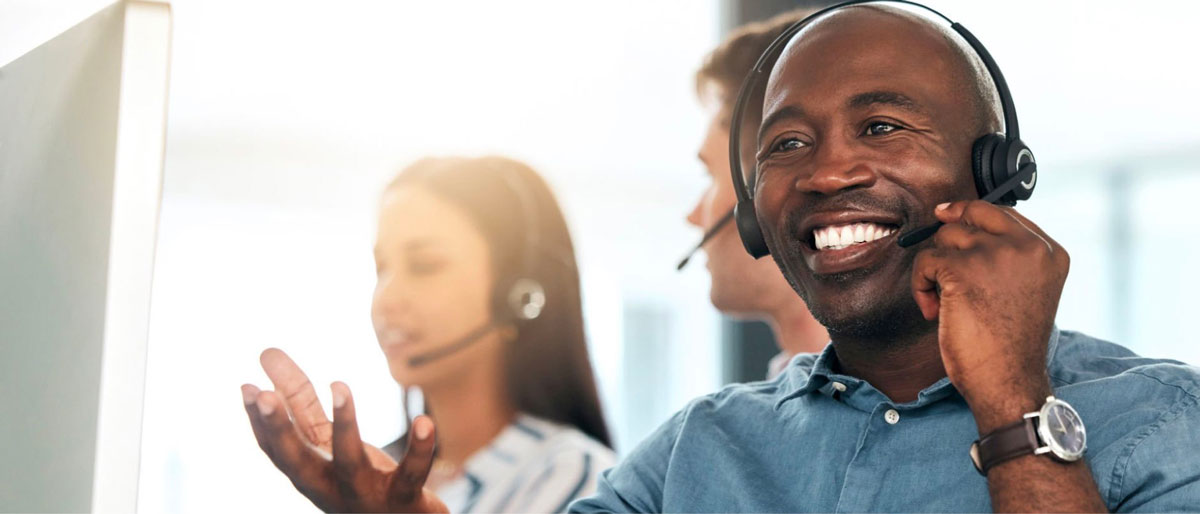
[569, 409, 686, 513]
[1110, 393, 1200, 511]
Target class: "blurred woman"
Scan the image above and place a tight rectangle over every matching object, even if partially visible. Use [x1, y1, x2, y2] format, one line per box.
[242, 156, 614, 513]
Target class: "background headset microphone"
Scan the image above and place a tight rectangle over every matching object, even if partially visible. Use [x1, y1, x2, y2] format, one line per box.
[726, 0, 1039, 258]
[676, 208, 735, 271]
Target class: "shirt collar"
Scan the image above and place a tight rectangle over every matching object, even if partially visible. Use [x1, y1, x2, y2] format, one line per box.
[774, 342, 838, 409]
[461, 413, 545, 482]
[775, 326, 1063, 410]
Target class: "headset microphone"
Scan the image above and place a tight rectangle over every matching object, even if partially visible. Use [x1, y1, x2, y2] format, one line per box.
[405, 320, 501, 367]
[676, 208, 735, 271]
[897, 161, 1037, 247]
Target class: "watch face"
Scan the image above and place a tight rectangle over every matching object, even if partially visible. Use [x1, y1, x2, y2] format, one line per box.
[1040, 399, 1087, 460]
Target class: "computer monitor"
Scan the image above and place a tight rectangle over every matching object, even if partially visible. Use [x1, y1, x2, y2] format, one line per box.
[0, 1, 171, 511]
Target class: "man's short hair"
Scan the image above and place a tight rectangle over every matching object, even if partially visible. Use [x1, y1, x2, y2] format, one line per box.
[695, 9, 817, 115]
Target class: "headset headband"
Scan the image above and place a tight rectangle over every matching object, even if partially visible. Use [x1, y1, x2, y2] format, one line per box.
[494, 167, 547, 322]
[729, 0, 1022, 202]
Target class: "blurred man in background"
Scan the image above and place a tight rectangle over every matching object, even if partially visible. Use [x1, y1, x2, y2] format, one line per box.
[687, 9, 828, 378]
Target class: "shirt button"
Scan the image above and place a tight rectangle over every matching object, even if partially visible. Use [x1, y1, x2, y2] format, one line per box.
[831, 381, 847, 392]
[884, 409, 900, 424]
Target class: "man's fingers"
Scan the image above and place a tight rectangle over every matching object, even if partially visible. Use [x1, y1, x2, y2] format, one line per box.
[331, 382, 370, 483]
[242, 384, 273, 457]
[388, 415, 437, 503]
[934, 200, 1021, 235]
[997, 206, 1062, 253]
[365, 444, 400, 473]
[256, 390, 332, 476]
[934, 201, 1066, 268]
[911, 250, 944, 321]
[931, 222, 983, 251]
[260, 348, 333, 450]
[253, 390, 342, 508]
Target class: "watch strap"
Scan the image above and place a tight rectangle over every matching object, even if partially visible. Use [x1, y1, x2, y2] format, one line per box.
[972, 417, 1039, 475]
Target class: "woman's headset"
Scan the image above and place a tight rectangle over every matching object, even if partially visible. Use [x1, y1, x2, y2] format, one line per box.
[404, 167, 549, 368]
[399, 167, 554, 449]
[495, 170, 548, 323]
[729, 0, 1038, 258]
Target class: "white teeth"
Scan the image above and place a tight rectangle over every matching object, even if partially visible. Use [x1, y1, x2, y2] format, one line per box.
[812, 222, 896, 251]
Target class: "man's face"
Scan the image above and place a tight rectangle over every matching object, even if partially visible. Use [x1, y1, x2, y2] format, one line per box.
[753, 9, 981, 338]
[688, 110, 797, 315]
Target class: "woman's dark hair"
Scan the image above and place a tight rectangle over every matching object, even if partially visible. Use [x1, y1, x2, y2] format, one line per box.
[387, 156, 611, 448]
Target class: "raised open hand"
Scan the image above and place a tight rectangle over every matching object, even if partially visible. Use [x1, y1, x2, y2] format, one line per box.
[242, 348, 447, 512]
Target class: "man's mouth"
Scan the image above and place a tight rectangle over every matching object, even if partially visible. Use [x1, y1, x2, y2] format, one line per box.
[794, 210, 904, 275]
[811, 222, 897, 251]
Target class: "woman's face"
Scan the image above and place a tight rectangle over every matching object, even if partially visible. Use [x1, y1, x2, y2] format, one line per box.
[371, 185, 501, 387]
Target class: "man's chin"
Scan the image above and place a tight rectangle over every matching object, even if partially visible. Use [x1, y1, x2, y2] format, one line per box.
[789, 270, 929, 343]
[808, 294, 931, 344]
[710, 289, 768, 319]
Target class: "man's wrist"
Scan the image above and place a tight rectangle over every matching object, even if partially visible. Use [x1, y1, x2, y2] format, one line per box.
[965, 378, 1052, 435]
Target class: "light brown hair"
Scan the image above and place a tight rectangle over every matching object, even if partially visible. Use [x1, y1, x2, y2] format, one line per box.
[695, 9, 818, 117]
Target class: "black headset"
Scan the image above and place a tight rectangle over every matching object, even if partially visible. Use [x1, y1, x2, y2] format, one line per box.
[729, 0, 1038, 258]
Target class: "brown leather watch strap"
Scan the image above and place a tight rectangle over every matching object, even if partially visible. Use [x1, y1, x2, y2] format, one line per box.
[973, 417, 1039, 475]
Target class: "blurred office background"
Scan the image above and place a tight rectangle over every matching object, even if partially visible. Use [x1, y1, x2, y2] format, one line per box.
[2, 1, 1198, 512]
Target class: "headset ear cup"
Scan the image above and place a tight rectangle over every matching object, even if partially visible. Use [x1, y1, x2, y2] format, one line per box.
[734, 202, 770, 258]
[506, 278, 545, 321]
[971, 134, 1001, 199]
[1002, 139, 1036, 204]
[495, 277, 545, 322]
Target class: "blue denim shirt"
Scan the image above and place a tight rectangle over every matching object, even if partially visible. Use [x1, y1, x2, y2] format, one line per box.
[571, 329, 1200, 512]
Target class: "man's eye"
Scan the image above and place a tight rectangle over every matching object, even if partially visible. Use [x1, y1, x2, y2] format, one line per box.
[864, 122, 902, 136]
[772, 138, 807, 153]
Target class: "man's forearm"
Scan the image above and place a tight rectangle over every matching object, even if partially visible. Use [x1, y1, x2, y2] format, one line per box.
[970, 381, 1107, 512]
[987, 455, 1107, 512]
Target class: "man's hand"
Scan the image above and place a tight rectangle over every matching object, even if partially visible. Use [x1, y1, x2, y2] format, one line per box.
[911, 201, 1106, 512]
[241, 348, 448, 513]
[911, 200, 1068, 432]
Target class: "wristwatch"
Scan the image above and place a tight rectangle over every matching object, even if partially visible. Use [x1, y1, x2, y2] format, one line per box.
[969, 395, 1087, 475]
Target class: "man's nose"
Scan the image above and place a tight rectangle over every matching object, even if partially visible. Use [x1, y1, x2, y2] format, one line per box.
[794, 137, 877, 196]
[686, 196, 705, 228]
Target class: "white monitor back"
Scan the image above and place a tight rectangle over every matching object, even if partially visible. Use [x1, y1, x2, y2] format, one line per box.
[0, 1, 171, 511]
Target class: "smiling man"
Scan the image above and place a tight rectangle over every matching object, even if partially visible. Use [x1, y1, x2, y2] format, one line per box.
[572, 4, 1200, 512]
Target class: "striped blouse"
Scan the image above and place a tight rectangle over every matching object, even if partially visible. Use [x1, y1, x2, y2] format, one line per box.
[385, 413, 615, 513]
